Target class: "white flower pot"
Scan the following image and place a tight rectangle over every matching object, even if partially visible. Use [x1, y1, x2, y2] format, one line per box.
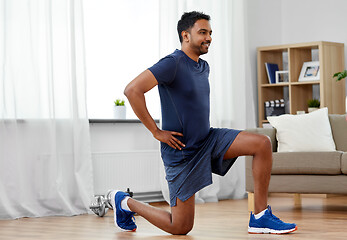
[114, 106, 126, 119]
[308, 107, 319, 113]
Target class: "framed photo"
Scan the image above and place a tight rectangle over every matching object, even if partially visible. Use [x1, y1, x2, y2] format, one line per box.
[299, 61, 320, 82]
[275, 70, 289, 83]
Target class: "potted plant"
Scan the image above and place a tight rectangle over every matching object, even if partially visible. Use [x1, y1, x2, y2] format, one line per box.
[307, 99, 320, 113]
[333, 70, 347, 120]
[114, 99, 126, 119]
[333, 70, 347, 81]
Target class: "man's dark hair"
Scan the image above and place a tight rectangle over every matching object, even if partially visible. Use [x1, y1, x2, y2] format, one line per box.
[177, 11, 210, 43]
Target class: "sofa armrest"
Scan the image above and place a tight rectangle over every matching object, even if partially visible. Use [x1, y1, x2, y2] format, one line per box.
[341, 152, 347, 174]
[245, 128, 277, 152]
[329, 114, 347, 152]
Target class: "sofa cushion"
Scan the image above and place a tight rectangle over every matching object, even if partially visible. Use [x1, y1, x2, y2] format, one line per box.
[271, 151, 342, 175]
[329, 114, 347, 152]
[341, 152, 347, 174]
[267, 108, 336, 152]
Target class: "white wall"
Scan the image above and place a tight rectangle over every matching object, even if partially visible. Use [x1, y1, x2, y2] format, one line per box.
[246, 0, 283, 120]
[247, 0, 282, 48]
[281, 0, 347, 48]
[247, 0, 347, 116]
[281, 0, 347, 87]
[247, 0, 347, 66]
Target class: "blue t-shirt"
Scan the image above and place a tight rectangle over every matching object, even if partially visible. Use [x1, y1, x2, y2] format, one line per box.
[148, 49, 210, 167]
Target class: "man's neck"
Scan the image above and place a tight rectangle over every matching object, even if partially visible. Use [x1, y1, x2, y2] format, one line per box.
[181, 47, 199, 62]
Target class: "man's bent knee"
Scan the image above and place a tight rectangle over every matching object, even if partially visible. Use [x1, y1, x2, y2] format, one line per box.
[170, 222, 194, 235]
[257, 134, 272, 152]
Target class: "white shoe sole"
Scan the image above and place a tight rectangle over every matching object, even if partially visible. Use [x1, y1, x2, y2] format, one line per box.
[248, 226, 297, 234]
[110, 190, 136, 232]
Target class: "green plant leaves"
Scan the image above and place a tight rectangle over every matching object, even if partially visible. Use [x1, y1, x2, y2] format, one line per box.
[333, 70, 347, 81]
[307, 98, 320, 108]
[114, 99, 125, 106]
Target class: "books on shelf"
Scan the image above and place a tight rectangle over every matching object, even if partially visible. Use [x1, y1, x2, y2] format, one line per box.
[265, 63, 279, 84]
[264, 99, 285, 118]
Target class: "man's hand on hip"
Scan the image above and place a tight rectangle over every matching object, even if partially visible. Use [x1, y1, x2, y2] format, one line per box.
[153, 130, 185, 150]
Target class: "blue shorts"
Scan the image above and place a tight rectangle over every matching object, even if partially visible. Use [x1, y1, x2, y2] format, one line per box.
[164, 128, 242, 206]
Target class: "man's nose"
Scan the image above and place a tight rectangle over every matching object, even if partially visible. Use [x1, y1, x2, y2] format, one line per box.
[206, 34, 212, 42]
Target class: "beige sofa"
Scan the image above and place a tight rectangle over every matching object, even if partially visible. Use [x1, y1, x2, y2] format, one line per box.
[245, 114, 347, 211]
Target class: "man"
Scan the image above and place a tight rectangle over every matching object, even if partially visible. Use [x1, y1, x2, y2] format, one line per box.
[109, 11, 297, 235]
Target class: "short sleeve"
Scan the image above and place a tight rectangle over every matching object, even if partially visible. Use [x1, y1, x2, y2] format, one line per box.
[148, 56, 177, 85]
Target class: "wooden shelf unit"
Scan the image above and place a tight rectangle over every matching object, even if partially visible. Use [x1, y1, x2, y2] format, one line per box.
[257, 41, 345, 127]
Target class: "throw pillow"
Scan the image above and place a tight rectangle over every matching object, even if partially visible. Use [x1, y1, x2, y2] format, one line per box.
[267, 107, 336, 152]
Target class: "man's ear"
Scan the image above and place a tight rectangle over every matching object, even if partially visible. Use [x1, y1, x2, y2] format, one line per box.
[182, 30, 190, 42]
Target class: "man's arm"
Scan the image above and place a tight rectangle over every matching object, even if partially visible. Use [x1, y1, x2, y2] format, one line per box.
[124, 70, 185, 150]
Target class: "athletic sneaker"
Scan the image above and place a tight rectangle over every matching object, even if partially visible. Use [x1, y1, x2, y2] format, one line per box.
[109, 190, 137, 232]
[248, 205, 297, 234]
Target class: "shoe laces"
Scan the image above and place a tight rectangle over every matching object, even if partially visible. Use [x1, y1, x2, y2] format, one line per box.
[267, 206, 284, 223]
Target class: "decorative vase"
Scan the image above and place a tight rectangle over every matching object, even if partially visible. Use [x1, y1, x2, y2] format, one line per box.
[308, 107, 319, 113]
[114, 106, 126, 119]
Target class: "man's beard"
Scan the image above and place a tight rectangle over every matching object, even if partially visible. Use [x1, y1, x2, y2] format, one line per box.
[195, 41, 210, 55]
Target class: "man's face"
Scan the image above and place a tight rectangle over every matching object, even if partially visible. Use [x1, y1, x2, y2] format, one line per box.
[185, 19, 212, 56]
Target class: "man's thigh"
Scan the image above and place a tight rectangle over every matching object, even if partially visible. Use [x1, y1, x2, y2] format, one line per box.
[223, 131, 268, 160]
[171, 195, 195, 227]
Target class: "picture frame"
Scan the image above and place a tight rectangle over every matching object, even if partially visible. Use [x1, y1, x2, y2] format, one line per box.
[275, 70, 289, 83]
[298, 61, 320, 82]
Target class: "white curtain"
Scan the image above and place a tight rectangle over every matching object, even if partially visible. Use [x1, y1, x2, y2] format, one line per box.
[0, 0, 94, 219]
[159, 0, 256, 204]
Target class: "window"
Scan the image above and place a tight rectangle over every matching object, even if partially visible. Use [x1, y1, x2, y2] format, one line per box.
[83, 0, 160, 119]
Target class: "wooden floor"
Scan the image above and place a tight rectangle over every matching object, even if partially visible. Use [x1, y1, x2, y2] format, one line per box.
[1, 194, 347, 240]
